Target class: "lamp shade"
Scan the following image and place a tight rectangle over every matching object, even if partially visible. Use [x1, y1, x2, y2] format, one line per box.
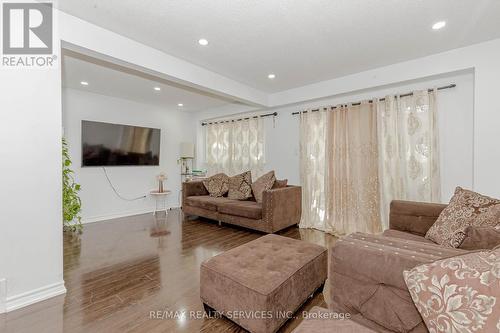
[180, 142, 194, 158]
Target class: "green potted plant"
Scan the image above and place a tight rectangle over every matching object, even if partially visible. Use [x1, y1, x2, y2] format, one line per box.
[62, 138, 82, 233]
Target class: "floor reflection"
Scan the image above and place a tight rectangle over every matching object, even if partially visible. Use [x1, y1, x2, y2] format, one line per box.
[296, 227, 337, 249]
[2, 209, 337, 333]
[150, 211, 171, 248]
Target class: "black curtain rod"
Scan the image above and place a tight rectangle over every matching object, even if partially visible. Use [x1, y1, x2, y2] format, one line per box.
[291, 84, 456, 115]
[201, 112, 277, 126]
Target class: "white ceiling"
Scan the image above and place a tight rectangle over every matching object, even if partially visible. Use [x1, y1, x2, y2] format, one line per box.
[55, 0, 500, 93]
[62, 51, 236, 111]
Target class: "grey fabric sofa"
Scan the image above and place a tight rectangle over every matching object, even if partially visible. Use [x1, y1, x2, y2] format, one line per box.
[182, 181, 302, 233]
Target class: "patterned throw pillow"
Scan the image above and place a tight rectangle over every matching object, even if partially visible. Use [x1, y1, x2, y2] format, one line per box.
[202, 173, 229, 197]
[425, 187, 500, 247]
[403, 248, 500, 333]
[251, 171, 276, 203]
[228, 171, 252, 200]
[272, 179, 288, 189]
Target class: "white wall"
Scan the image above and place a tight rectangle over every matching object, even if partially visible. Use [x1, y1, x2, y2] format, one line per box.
[267, 39, 500, 199]
[195, 70, 474, 203]
[63, 88, 195, 222]
[0, 65, 65, 311]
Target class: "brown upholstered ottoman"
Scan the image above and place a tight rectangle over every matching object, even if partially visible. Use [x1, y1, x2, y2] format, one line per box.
[200, 234, 327, 333]
[291, 307, 375, 333]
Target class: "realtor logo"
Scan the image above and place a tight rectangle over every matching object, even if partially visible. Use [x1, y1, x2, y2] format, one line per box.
[1, 1, 56, 68]
[2, 2, 53, 54]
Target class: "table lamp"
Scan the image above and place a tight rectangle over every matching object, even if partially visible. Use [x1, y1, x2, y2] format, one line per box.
[179, 142, 194, 174]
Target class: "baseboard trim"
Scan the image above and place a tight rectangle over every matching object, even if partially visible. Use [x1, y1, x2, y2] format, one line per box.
[82, 206, 179, 224]
[4, 281, 66, 313]
[83, 209, 153, 224]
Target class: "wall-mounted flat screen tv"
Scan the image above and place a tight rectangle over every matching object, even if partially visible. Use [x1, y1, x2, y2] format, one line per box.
[82, 120, 160, 166]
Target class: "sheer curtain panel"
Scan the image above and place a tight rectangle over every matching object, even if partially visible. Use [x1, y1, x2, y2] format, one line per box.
[377, 90, 441, 229]
[205, 118, 265, 177]
[298, 111, 327, 231]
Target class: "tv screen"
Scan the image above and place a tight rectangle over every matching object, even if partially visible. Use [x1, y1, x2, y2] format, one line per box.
[82, 120, 160, 166]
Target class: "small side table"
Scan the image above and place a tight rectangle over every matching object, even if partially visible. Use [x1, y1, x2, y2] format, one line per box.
[150, 190, 171, 215]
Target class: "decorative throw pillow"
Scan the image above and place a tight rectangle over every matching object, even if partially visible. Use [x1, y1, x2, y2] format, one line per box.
[228, 171, 252, 200]
[425, 187, 500, 247]
[202, 173, 229, 197]
[403, 248, 500, 333]
[251, 171, 276, 203]
[459, 225, 500, 250]
[272, 179, 288, 189]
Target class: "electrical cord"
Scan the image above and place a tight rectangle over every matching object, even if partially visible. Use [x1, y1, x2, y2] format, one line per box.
[102, 167, 147, 201]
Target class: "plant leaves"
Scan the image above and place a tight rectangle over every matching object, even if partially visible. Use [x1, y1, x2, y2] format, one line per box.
[62, 138, 82, 234]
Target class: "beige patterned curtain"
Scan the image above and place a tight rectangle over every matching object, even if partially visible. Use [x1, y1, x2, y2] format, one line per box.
[377, 90, 441, 229]
[205, 117, 265, 177]
[298, 90, 440, 236]
[326, 102, 382, 235]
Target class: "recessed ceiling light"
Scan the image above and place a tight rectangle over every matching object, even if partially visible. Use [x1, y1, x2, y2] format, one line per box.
[432, 21, 446, 30]
[178, 103, 184, 107]
[268, 73, 276, 79]
[80, 81, 89, 86]
[198, 38, 209, 46]
[154, 87, 161, 91]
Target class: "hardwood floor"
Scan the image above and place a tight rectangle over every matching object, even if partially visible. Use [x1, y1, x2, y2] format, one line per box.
[0, 210, 336, 333]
